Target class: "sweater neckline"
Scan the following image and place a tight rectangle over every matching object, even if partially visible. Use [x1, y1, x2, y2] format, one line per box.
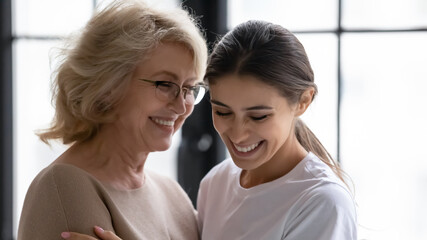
[51, 162, 149, 193]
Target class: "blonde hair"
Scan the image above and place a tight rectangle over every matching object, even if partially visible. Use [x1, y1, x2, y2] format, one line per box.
[38, 0, 208, 144]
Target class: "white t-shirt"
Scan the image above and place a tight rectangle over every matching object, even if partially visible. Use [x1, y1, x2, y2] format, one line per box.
[197, 152, 357, 240]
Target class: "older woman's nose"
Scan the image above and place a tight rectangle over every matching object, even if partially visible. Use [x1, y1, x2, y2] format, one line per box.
[169, 92, 188, 115]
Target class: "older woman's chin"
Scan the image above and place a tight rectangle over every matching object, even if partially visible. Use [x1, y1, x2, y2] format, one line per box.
[156, 143, 173, 152]
[148, 138, 174, 152]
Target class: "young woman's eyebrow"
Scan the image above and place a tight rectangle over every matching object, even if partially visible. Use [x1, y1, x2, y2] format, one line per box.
[245, 106, 273, 111]
[210, 99, 229, 108]
[211, 99, 273, 111]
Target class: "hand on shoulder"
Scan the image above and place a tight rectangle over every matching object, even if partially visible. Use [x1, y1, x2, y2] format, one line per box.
[62, 226, 121, 240]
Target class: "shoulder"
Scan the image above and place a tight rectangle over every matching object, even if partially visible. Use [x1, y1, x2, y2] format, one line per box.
[305, 182, 355, 214]
[308, 154, 353, 206]
[299, 154, 355, 215]
[290, 153, 356, 223]
[30, 163, 104, 195]
[22, 163, 111, 219]
[22, 163, 109, 213]
[283, 182, 357, 239]
[19, 164, 111, 239]
[27, 163, 99, 192]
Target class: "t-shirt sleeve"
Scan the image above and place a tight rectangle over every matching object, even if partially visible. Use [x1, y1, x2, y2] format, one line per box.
[282, 183, 357, 240]
[17, 165, 114, 240]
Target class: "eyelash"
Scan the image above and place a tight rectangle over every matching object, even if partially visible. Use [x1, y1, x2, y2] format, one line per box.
[250, 115, 268, 121]
[214, 111, 269, 121]
[215, 111, 231, 116]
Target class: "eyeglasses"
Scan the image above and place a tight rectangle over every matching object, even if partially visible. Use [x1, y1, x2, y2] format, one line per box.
[139, 79, 207, 105]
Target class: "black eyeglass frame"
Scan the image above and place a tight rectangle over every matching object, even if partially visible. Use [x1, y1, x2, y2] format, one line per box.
[139, 78, 208, 105]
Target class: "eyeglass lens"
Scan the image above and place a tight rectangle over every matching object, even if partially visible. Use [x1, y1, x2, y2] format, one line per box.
[156, 82, 205, 105]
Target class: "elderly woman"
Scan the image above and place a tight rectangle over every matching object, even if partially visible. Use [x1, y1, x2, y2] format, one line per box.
[17, 0, 207, 239]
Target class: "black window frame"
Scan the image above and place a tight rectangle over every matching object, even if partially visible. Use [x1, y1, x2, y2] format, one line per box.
[178, 0, 427, 206]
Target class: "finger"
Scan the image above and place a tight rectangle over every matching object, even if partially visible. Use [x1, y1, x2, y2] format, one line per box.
[94, 226, 122, 240]
[61, 232, 98, 240]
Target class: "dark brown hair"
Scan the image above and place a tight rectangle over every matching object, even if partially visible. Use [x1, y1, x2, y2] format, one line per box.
[205, 20, 347, 184]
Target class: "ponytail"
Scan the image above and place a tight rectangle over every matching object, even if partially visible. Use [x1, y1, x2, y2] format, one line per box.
[295, 118, 349, 187]
[205, 20, 352, 191]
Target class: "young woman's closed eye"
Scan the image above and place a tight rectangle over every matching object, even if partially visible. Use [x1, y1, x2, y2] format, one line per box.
[249, 114, 269, 121]
[214, 109, 271, 122]
[214, 110, 231, 117]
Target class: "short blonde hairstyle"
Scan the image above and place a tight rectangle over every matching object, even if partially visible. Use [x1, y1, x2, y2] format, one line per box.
[38, 0, 208, 144]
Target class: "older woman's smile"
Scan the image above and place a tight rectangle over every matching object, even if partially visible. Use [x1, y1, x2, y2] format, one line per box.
[150, 117, 175, 127]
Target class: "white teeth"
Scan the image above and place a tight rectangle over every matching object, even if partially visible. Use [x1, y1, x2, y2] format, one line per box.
[153, 118, 174, 126]
[234, 142, 260, 153]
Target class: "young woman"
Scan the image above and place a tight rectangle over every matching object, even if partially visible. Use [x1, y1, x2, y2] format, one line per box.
[197, 20, 357, 240]
[62, 20, 357, 240]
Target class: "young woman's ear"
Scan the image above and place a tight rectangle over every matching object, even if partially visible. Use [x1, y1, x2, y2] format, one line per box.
[295, 87, 315, 117]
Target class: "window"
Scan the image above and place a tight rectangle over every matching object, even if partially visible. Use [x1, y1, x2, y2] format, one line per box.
[10, 0, 427, 238]
[341, 32, 427, 239]
[228, 0, 427, 239]
[13, 0, 92, 236]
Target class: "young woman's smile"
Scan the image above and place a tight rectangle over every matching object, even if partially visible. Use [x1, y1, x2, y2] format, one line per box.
[230, 140, 265, 157]
[209, 74, 299, 173]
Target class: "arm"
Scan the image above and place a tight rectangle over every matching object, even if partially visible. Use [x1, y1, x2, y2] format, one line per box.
[18, 168, 70, 240]
[18, 165, 115, 240]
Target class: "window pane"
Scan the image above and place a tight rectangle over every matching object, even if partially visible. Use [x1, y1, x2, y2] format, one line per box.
[297, 33, 338, 159]
[13, 39, 68, 235]
[341, 33, 427, 240]
[228, 0, 337, 31]
[13, 0, 93, 36]
[342, 0, 427, 29]
[96, 0, 179, 10]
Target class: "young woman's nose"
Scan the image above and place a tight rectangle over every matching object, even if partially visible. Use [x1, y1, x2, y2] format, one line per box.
[228, 119, 250, 144]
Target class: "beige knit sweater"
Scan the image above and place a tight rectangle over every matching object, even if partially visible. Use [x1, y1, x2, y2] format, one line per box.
[17, 163, 199, 240]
